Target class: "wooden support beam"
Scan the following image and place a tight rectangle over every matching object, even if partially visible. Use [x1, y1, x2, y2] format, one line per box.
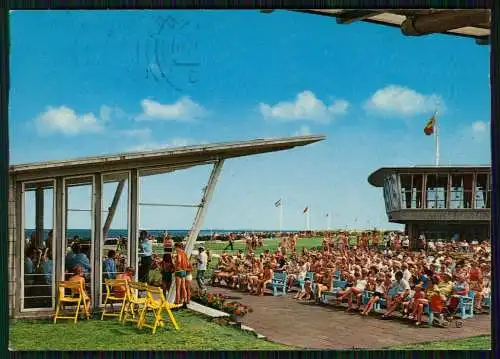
[64, 186, 68, 241]
[14, 182, 23, 317]
[335, 10, 383, 25]
[92, 173, 102, 312]
[35, 186, 44, 248]
[54, 178, 64, 307]
[102, 179, 125, 240]
[167, 160, 224, 304]
[401, 11, 490, 36]
[129, 169, 139, 280]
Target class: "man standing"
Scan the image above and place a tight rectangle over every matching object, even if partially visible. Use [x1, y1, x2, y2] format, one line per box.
[139, 231, 153, 282]
[196, 246, 208, 293]
[224, 236, 234, 251]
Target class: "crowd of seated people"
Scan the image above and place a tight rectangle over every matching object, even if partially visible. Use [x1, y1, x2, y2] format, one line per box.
[208, 232, 491, 325]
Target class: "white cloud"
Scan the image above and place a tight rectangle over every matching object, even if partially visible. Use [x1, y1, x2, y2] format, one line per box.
[34, 106, 105, 136]
[472, 121, 488, 133]
[128, 138, 191, 152]
[328, 99, 349, 115]
[294, 125, 311, 136]
[99, 105, 126, 123]
[259, 90, 349, 123]
[364, 85, 444, 116]
[137, 97, 206, 122]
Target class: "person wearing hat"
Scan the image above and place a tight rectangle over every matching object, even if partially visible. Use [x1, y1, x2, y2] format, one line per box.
[196, 246, 208, 293]
[429, 271, 454, 298]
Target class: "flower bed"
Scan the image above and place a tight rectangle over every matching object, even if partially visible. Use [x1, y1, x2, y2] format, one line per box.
[192, 292, 252, 318]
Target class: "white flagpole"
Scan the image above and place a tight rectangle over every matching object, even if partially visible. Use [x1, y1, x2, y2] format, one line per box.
[307, 208, 310, 231]
[327, 214, 331, 231]
[279, 197, 283, 234]
[434, 110, 440, 167]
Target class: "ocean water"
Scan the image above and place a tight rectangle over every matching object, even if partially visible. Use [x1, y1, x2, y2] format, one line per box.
[24, 228, 296, 240]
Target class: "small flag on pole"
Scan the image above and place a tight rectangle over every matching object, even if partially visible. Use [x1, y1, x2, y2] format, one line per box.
[424, 114, 436, 136]
[326, 213, 329, 217]
[303, 207, 309, 214]
[274, 199, 282, 207]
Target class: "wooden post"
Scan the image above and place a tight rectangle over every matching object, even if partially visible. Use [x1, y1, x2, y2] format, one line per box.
[93, 173, 102, 311]
[54, 178, 64, 307]
[35, 186, 44, 248]
[102, 179, 125, 240]
[129, 169, 139, 280]
[14, 182, 23, 317]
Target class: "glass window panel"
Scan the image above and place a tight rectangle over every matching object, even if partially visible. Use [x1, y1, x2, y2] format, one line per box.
[476, 173, 489, 209]
[22, 180, 55, 310]
[400, 174, 412, 209]
[100, 172, 130, 305]
[64, 176, 94, 303]
[411, 174, 423, 209]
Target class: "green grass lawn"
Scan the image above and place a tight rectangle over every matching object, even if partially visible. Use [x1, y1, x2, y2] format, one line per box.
[388, 335, 490, 350]
[9, 310, 291, 351]
[202, 236, 325, 255]
[10, 311, 489, 351]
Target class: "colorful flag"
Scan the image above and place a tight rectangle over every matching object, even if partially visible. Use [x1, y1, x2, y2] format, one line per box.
[274, 199, 282, 207]
[424, 114, 436, 136]
[303, 207, 309, 214]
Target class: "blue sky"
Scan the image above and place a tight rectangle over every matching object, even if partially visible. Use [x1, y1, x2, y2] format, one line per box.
[11, 10, 490, 231]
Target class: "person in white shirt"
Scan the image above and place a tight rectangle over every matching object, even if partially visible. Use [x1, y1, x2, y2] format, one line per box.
[427, 240, 436, 252]
[196, 247, 208, 293]
[337, 272, 367, 311]
[402, 236, 410, 249]
[402, 263, 412, 283]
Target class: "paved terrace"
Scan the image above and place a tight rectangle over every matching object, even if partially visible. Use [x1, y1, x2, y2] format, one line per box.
[207, 286, 491, 349]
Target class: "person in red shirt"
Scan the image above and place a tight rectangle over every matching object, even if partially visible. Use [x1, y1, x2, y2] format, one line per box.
[113, 267, 135, 298]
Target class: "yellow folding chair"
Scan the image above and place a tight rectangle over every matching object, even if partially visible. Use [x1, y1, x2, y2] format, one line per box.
[101, 279, 128, 321]
[139, 285, 180, 334]
[122, 281, 148, 327]
[54, 280, 90, 324]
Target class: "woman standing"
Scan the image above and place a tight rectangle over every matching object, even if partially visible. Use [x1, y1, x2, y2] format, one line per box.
[163, 233, 174, 254]
[174, 243, 189, 305]
[161, 254, 175, 296]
